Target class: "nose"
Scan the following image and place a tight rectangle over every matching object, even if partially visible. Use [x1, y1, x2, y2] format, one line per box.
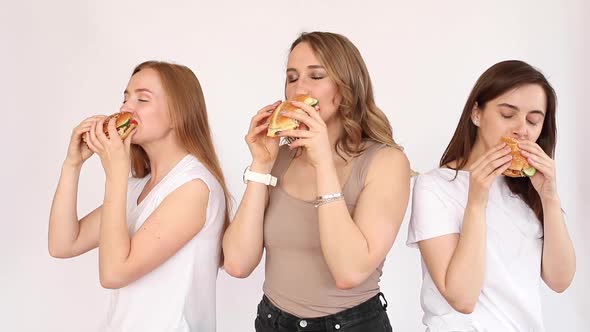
[120, 103, 133, 113]
[512, 117, 528, 140]
[294, 78, 311, 96]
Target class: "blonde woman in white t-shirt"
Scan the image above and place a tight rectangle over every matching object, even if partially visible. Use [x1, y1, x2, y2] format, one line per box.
[48, 61, 231, 331]
[407, 60, 575, 331]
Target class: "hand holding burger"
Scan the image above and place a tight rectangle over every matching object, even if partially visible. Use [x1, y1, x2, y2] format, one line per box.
[82, 111, 138, 145]
[267, 95, 318, 137]
[501, 136, 537, 177]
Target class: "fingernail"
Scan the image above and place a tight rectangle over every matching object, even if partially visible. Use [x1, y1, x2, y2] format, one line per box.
[280, 111, 286, 115]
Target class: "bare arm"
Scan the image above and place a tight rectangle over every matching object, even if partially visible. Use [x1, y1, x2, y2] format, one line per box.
[48, 162, 102, 258]
[518, 141, 576, 292]
[222, 102, 281, 278]
[99, 179, 209, 288]
[222, 162, 270, 278]
[540, 197, 576, 292]
[315, 147, 411, 289]
[418, 204, 486, 314]
[417, 143, 512, 314]
[48, 116, 106, 258]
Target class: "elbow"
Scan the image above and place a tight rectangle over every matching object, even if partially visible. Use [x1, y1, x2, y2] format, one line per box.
[223, 260, 254, 279]
[334, 273, 366, 290]
[221, 243, 260, 279]
[48, 247, 63, 258]
[100, 275, 124, 289]
[449, 300, 476, 314]
[100, 280, 120, 290]
[441, 282, 480, 314]
[548, 278, 574, 293]
[335, 280, 358, 290]
[550, 284, 569, 294]
[99, 270, 128, 289]
[445, 293, 478, 314]
[48, 245, 71, 259]
[544, 268, 576, 293]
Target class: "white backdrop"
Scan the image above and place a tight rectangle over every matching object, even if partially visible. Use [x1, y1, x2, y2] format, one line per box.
[1, 0, 588, 331]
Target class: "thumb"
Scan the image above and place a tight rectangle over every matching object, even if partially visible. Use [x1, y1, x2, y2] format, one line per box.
[124, 130, 135, 151]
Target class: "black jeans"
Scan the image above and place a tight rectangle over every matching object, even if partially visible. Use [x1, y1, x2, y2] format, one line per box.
[254, 293, 393, 332]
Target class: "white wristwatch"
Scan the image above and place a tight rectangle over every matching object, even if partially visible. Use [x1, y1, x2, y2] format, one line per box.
[243, 166, 277, 187]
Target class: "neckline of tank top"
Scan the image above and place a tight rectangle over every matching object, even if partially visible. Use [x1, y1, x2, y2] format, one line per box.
[134, 154, 193, 207]
[274, 144, 383, 204]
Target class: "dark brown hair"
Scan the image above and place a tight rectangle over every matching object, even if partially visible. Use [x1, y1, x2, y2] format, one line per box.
[440, 60, 557, 222]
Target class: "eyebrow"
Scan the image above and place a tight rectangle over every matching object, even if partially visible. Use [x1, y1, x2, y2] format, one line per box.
[124, 88, 153, 95]
[498, 103, 545, 116]
[286, 65, 326, 72]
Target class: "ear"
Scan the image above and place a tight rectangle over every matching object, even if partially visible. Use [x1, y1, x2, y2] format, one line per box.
[471, 102, 481, 127]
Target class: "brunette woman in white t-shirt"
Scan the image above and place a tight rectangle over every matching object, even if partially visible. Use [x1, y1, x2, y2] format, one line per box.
[407, 60, 575, 331]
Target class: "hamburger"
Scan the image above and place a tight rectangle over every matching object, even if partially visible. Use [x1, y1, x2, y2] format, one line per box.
[83, 111, 138, 144]
[267, 95, 319, 137]
[501, 136, 536, 177]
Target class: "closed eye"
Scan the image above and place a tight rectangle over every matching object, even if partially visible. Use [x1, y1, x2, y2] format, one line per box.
[527, 119, 541, 126]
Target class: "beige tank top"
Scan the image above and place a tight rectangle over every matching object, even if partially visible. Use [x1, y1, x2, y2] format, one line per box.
[262, 140, 386, 318]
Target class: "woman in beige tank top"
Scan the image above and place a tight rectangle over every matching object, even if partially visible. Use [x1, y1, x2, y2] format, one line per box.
[223, 31, 411, 332]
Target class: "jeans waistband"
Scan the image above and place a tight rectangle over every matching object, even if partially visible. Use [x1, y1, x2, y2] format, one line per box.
[259, 292, 388, 331]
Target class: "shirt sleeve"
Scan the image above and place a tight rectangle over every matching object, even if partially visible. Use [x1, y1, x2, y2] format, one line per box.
[406, 173, 462, 247]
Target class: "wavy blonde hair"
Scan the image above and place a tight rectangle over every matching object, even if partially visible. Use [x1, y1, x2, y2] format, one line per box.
[129, 61, 232, 263]
[289, 32, 401, 160]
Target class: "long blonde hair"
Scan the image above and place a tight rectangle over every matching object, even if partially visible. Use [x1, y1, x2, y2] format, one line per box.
[289, 32, 401, 160]
[129, 61, 232, 262]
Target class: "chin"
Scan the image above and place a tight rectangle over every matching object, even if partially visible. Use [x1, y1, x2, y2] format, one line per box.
[130, 134, 143, 145]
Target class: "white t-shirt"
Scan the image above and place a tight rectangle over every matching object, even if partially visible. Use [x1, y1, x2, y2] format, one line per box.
[407, 168, 544, 332]
[103, 154, 225, 332]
